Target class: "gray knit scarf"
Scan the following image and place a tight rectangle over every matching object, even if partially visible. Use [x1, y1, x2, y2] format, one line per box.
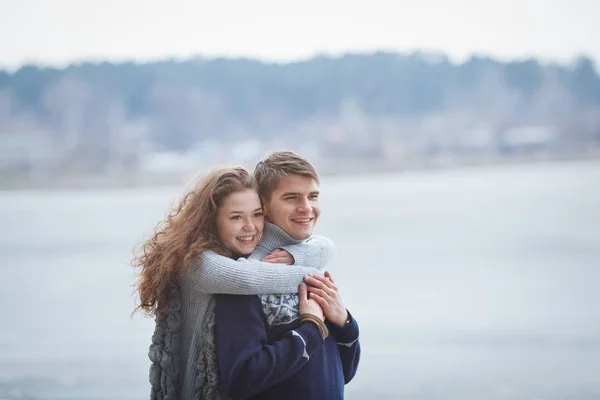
[148, 290, 224, 400]
[148, 292, 182, 400]
[192, 296, 221, 399]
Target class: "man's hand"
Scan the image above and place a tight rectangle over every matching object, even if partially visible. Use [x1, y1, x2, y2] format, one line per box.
[262, 249, 294, 265]
[304, 271, 348, 327]
[299, 283, 325, 322]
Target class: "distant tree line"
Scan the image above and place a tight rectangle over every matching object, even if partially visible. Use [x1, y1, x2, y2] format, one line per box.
[0, 51, 598, 169]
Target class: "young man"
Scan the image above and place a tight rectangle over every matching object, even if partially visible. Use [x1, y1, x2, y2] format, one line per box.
[215, 150, 361, 400]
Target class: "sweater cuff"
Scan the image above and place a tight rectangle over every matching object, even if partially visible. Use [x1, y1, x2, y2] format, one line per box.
[296, 321, 325, 354]
[327, 310, 360, 344]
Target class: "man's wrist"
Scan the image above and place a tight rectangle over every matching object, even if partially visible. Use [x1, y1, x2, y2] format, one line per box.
[333, 310, 350, 328]
[300, 313, 329, 339]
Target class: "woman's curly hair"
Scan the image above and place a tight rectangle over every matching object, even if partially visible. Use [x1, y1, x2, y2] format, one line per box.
[131, 166, 257, 319]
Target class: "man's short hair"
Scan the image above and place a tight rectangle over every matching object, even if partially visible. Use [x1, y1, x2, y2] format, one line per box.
[254, 150, 320, 201]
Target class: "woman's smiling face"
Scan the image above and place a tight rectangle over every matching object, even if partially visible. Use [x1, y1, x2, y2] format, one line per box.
[216, 189, 264, 256]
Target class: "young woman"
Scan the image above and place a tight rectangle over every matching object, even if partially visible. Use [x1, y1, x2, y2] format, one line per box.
[132, 166, 333, 399]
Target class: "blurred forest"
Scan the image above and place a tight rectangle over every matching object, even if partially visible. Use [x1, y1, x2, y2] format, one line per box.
[1, 51, 599, 183]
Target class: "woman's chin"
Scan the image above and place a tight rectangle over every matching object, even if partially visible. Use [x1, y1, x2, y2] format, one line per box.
[230, 244, 257, 258]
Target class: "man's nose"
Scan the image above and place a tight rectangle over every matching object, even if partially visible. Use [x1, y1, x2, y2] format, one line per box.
[297, 198, 312, 213]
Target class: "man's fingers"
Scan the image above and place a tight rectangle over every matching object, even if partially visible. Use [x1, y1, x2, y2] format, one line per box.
[306, 286, 330, 300]
[305, 274, 337, 292]
[316, 274, 336, 289]
[298, 283, 308, 302]
[309, 292, 328, 306]
[324, 271, 336, 284]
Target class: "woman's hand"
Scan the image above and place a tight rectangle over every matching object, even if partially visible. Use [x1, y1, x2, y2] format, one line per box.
[299, 283, 325, 322]
[304, 271, 348, 327]
[262, 249, 294, 265]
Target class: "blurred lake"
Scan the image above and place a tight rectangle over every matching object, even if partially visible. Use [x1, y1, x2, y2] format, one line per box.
[1, 160, 599, 399]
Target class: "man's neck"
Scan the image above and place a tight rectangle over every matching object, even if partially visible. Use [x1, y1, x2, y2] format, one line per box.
[258, 222, 306, 252]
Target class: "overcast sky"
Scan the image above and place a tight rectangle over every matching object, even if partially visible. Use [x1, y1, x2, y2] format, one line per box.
[0, 0, 598, 70]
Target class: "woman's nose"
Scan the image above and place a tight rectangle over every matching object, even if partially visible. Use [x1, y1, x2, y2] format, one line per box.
[242, 219, 255, 231]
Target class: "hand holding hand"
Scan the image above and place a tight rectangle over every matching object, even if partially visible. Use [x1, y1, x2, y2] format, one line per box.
[304, 271, 348, 327]
[298, 283, 325, 322]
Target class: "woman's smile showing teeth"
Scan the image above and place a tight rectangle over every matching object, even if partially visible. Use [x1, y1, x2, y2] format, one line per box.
[237, 235, 255, 243]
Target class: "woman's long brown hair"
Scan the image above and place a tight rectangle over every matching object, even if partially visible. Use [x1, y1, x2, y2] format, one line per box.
[131, 166, 257, 318]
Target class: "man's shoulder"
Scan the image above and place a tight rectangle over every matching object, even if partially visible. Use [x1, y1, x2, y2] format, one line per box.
[216, 293, 262, 304]
[216, 294, 265, 322]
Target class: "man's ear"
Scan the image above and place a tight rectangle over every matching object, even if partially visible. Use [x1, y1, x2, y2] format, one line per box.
[260, 198, 268, 217]
[262, 204, 272, 222]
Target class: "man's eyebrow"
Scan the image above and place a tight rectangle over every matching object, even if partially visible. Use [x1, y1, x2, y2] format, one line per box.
[280, 191, 320, 197]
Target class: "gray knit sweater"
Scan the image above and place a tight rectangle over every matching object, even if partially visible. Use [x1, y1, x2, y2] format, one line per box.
[148, 228, 335, 400]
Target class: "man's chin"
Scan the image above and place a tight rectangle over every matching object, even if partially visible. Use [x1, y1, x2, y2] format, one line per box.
[289, 229, 313, 240]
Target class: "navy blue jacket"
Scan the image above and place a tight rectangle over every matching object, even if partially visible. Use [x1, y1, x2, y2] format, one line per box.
[215, 294, 360, 400]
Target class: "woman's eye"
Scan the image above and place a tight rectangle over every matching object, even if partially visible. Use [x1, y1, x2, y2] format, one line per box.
[231, 215, 242, 220]
[253, 212, 264, 218]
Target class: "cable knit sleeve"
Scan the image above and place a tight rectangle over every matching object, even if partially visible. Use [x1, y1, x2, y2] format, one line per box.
[280, 235, 336, 270]
[184, 251, 321, 295]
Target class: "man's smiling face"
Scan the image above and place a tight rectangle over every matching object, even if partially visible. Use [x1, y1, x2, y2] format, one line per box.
[262, 174, 320, 240]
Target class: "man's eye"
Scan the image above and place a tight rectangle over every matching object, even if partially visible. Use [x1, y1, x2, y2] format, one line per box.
[309, 195, 319, 200]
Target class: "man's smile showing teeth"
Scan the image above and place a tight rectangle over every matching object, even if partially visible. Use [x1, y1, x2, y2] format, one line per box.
[237, 235, 255, 242]
[292, 218, 313, 223]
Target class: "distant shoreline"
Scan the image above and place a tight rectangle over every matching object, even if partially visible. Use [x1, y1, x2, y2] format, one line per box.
[1, 151, 599, 191]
